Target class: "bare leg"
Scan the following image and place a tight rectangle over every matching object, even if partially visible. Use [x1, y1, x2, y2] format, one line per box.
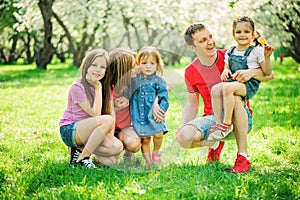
[93, 133, 123, 156]
[94, 154, 119, 166]
[211, 83, 224, 123]
[176, 125, 216, 149]
[153, 132, 163, 153]
[223, 82, 246, 124]
[232, 96, 248, 154]
[141, 137, 152, 165]
[75, 115, 114, 161]
[118, 127, 141, 153]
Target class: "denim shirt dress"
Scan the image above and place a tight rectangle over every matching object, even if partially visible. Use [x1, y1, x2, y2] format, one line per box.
[123, 73, 169, 137]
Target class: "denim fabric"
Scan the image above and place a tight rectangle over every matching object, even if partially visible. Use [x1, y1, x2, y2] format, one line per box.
[185, 105, 252, 140]
[60, 122, 77, 147]
[227, 46, 260, 100]
[125, 73, 169, 137]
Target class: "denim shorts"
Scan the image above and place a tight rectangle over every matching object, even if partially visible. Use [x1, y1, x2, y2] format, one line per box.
[185, 106, 252, 140]
[60, 122, 77, 147]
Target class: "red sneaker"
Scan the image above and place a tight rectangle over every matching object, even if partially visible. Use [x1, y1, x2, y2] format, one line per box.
[207, 141, 225, 163]
[230, 153, 252, 173]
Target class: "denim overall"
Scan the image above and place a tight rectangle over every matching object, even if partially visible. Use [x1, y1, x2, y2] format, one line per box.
[227, 46, 260, 100]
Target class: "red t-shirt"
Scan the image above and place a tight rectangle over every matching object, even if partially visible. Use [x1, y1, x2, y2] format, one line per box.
[185, 50, 226, 116]
[111, 87, 132, 130]
[185, 49, 253, 116]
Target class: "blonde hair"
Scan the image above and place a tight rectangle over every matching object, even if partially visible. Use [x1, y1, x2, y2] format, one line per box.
[136, 46, 164, 76]
[105, 47, 136, 94]
[80, 48, 110, 114]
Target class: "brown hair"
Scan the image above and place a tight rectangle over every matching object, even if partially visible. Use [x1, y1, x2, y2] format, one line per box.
[136, 46, 164, 76]
[105, 47, 136, 94]
[232, 16, 255, 35]
[183, 23, 206, 46]
[80, 48, 111, 114]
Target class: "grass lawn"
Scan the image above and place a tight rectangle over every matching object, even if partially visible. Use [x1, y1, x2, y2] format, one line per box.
[0, 58, 299, 199]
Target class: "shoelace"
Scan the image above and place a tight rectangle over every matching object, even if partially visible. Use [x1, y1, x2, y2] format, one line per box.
[70, 149, 81, 163]
[80, 158, 95, 168]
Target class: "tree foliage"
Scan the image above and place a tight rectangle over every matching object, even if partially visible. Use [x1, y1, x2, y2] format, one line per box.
[0, 0, 298, 69]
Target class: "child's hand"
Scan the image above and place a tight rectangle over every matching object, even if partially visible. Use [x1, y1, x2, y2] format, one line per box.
[114, 96, 129, 111]
[152, 103, 165, 123]
[221, 68, 232, 81]
[264, 44, 274, 58]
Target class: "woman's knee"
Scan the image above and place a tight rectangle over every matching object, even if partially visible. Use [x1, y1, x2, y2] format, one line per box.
[96, 115, 115, 130]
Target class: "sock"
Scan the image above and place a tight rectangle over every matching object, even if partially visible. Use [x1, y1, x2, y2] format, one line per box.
[239, 152, 249, 160]
[222, 122, 232, 126]
[210, 141, 220, 150]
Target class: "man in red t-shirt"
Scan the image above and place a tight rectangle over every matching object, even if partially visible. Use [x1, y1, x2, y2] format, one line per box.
[176, 23, 274, 173]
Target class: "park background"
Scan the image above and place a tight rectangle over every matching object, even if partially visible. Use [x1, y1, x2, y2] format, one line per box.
[0, 0, 299, 199]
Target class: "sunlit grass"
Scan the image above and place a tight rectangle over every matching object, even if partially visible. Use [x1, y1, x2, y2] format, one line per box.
[0, 58, 299, 199]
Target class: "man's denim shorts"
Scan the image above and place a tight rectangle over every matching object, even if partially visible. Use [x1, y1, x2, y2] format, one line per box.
[185, 106, 252, 140]
[60, 122, 77, 147]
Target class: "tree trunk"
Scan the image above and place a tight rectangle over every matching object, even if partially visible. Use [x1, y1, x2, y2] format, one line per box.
[36, 0, 55, 70]
[288, 36, 300, 63]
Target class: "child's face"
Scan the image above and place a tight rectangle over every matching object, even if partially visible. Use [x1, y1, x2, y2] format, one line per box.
[233, 22, 254, 47]
[139, 55, 157, 76]
[87, 56, 107, 81]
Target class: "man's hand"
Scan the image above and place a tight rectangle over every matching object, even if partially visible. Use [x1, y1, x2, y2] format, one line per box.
[232, 69, 254, 83]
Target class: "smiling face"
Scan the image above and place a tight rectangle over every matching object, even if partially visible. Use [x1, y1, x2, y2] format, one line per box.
[87, 56, 107, 81]
[139, 55, 157, 77]
[189, 28, 217, 60]
[233, 22, 254, 50]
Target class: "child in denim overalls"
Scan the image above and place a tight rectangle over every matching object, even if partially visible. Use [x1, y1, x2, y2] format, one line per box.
[208, 16, 273, 142]
[124, 46, 169, 167]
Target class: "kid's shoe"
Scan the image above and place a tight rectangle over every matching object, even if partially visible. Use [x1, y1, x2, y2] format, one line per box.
[207, 123, 233, 141]
[123, 151, 135, 163]
[70, 147, 82, 165]
[207, 141, 225, 163]
[230, 153, 252, 173]
[77, 157, 97, 169]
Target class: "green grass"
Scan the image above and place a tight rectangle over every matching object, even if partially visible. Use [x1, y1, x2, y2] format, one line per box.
[0, 58, 299, 199]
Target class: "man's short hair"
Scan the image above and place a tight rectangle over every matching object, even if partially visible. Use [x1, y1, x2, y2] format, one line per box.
[183, 23, 206, 46]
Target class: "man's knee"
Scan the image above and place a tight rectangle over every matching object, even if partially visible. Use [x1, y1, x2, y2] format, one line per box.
[176, 126, 200, 149]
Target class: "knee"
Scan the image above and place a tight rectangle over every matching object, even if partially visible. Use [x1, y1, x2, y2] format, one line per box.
[154, 132, 163, 139]
[222, 84, 232, 96]
[142, 137, 151, 145]
[114, 140, 124, 155]
[211, 84, 222, 97]
[124, 138, 141, 153]
[97, 115, 115, 131]
[176, 128, 192, 149]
